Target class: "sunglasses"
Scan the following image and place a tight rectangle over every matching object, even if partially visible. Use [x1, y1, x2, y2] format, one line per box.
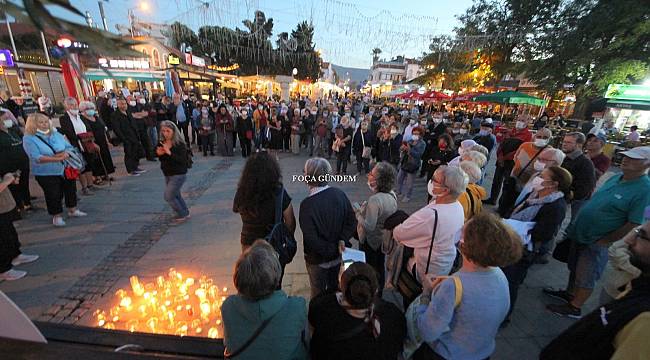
[634, 227, 650, 242]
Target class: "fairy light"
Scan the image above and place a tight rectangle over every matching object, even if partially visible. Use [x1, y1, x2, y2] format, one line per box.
[95, 268, 228, 338]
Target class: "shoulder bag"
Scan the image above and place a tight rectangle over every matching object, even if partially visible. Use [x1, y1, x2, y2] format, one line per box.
[265, 185, 297, 266]
[395, 209, 438, 307]
[361, 132, 372, 159]
[35, 135, 85, 180]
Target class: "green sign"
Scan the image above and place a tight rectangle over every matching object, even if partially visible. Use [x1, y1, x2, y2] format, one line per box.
[605, 84, 650, 101]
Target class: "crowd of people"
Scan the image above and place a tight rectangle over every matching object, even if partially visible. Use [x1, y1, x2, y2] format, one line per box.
[2, 89, 650, 359]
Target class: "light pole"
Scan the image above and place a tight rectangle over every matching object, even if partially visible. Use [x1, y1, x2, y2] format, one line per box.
[128, 1, 150, 38]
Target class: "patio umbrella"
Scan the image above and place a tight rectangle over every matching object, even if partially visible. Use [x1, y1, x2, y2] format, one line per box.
[472, 90, 547, 106]
[421, 91, 451, 101]
[452, 92, 485, 102]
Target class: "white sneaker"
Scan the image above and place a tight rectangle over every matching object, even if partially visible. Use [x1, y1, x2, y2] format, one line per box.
[0, 269, 27, 281]
[133, 169, 147, 174]
[68, 210, 87, 217]
[53, 216, 66, 227]
[12, 254, 39, 266]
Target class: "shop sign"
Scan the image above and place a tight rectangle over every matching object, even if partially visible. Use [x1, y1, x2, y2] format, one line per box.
[184, 53, 206, 67]
[605, 84, 650, 101]
[0, 49, 14, 67]
[168, 54, 180, 66]
[99, 58, 150, 69]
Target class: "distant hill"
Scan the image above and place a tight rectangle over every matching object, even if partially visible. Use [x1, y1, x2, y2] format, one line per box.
[331, 64, 370, 85]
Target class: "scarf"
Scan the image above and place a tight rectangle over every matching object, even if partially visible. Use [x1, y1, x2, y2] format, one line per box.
[510, 191, 563, 222]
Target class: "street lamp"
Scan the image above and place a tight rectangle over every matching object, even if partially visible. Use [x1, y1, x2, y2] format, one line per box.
[128, 1, 150, 38]
[292, 68, 298, 76]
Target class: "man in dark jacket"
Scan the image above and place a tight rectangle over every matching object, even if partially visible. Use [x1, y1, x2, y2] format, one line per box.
[299, 157, 357, 298]
[561, 132, 596, 222]
[111, 99, 145, 176]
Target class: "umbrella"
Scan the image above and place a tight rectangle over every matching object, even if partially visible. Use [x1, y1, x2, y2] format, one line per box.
[472, 90, 547, 106]
[452, 92, 485, 102]
[421, 91, 451, 101]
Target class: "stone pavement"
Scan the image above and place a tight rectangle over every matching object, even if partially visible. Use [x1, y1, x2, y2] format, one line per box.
[0, 143, 607, 359]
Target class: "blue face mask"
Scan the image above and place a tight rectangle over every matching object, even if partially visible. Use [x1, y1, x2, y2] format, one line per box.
[86, 110, 96, 117]
[479, 130, 489, 136]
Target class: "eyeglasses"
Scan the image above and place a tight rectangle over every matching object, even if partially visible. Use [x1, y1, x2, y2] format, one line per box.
[634, 227, 650, 242]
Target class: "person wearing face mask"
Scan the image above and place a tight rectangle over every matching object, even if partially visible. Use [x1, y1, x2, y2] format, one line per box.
[314, 108, 331, 158]
[333, 116, 354, 175]
[79, 101, 115, 185]
[560, 132, 596, 226]
[498, 128, 553, 217]
[431, 115, 447, 138]
[472, 121, 496, 158]
[111, 98, 146, 176]
[59, 97, 97, 195]
[128, 94, 156, 161]
[303, 107, 316, 156]
[290, 108, 302, 155]
[191, 100, 202, 148]
[396, 127, 425, 203]
[235, 108, 253, 158]
[402, 117, 418, 142]
[352, 121, 374, 175]
[393, 166, 466, 283]
[215, 104, 235, 156]
[280, 106, 292, 153]
[38, 95, 54, 117]
[511, 115, 533, 142]
[421, 134, 457, 186]
[169, 93, 192, 144]
[354, 162, 398, 291]
[501, 166, 572, 326]
[253, 104, 269, 150]
[514, 148, 566, 213]
[328, 105, 340, 159]
[197, 104, 216, 156]
[0, 110, 32, 214]
[23, 113, 87, 227]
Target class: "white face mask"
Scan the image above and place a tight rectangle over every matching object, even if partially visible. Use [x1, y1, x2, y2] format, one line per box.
[311, 111, 317, 115]
[530, 176, 545, 192]
[452, 129, 460, 134]
[68, 109, 79, 116]
[534, 138, 548, 147]
[516, 121, 526, 129]
[129, 101, 136, 107]
[37, 128, 50, 135]
[433, 118, 442, 124]
[138, 98, 146, 104]
[534, 160, 546, 172]
[412, 135, 420, 141]
[3, 120, 13, 128]
[390, 129, 397, 135]
[367, 181, 376, 192]
[459, 129, 468, 134]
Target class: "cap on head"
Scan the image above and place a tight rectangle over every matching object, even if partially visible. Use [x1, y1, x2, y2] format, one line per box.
[620, 146, 650, 161]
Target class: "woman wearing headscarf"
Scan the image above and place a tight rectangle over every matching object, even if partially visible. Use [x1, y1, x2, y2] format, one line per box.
[215, 104, 234, 156]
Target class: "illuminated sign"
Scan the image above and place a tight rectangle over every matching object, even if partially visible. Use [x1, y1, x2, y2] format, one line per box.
[605, 84, 650, 101]
[184, 53, 206, 67]
[208, 63, 240, 72]
[168, 54, 180, 65]
[0, 49, 14, 67]
[56, 37, 88, 49]
[99, 58, 150, 69]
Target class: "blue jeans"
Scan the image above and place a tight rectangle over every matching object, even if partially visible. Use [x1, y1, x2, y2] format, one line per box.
[397, 169, 415, 198]
[164, 175, 189, 217]
[147, 126, 158, 148]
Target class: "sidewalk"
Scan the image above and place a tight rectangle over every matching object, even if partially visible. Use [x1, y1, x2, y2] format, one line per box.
[0, 145, 601, 359]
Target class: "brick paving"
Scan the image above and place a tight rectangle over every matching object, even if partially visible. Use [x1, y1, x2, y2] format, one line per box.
[0, 144, 609, 359]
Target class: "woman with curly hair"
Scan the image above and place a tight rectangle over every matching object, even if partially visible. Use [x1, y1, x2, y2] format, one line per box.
[233, 151, 296, 253]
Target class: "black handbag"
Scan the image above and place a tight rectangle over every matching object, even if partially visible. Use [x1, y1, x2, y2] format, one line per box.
[265, 185, 297, 266]
[396, 209, 438, 307]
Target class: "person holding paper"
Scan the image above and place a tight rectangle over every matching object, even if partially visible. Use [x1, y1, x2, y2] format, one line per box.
[500, 166, 572, 326]
[355, 162, 398, 291]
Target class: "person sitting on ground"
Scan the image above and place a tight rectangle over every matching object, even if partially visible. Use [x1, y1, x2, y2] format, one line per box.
[309, 262, 406, 360]
[411, 212, 522, 360]
[222, 240, 308, 360]
[501, 166, 572, 325]
[457, 161, 486, 221]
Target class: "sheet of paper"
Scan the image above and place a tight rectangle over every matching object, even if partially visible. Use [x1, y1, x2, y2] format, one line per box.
[342, 247, 366, 263]
[503, 219, 536, 251]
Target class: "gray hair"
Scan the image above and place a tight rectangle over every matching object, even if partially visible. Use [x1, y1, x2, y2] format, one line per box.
[373, 162, 396, 193]
[304, 157, 332, 186]
[541, 148, 566, 166]
[535, 127, 552, 139]
[470, 144, 489, 158]
[565, 131, 586, 145]
[159, 120, 185, 145]
[233, 240, 281, 300]
[64, 96, 78, 108]
[462, 150, 487, 168]
[435, 165, 468, 198]
[78, 101, 95, 112]
[459, 161, 482, 184]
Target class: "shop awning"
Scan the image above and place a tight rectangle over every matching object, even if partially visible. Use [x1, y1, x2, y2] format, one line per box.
[84, 69, 165, 82]
[606, 99, 650, 111]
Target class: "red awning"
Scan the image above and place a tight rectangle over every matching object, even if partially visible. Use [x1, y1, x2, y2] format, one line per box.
[421, 91, 451, 101]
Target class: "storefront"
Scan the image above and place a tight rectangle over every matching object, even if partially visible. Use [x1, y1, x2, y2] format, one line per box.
[84, 58, 165, 98]
[604, 84, 650, 132]
[0, 48, 67, 106]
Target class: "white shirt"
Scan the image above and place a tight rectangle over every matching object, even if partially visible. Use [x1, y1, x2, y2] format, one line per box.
[69, 112, 87, 135]
[628, 130, 640, 142]
[393, 201, 465, 281]
[309, 185, 330, 197]
[403, 124, 417, 141]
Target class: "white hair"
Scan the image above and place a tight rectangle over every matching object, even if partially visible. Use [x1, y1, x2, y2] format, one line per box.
[459, 161, 482, 184]
[462, 151, 488, 168]
[64, 96, 78, 108]
[435, 165, 468, 198]
[304, 157, 332, 186]
[78, 101, 96, 112]
[541, 148, 566, 166]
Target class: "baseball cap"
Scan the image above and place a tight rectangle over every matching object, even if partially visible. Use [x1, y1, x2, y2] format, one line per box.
[587, 132, 607, 143]
[480, 121, 494, 128]
[620, 146, 650, 161]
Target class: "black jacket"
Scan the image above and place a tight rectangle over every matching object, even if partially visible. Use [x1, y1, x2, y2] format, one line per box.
[299, 187, 357, 265]
[562, 153, 596, 201]
[110, 110, 140, 144]
[352, 129, 374, 154]
[157, 142, 188, 176]
[514, 195, 567, 245]
[59, 112, 92, 151]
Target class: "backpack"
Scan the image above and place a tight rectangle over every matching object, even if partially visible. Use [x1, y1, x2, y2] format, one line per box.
[265, 185, 297, 266]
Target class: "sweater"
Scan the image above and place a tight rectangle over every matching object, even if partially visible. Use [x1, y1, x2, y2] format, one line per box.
[416, 268, 510, 360]
[22, 132, 72, 176]
[357, 191, 398, 251]
[511, 193, 567, 246]
[561, 151, 596, 201]
[457, 184, 487, 221]
[156, 142, 188, 176]
[299, 187, 357, 265]
[222, 290, 307, 360]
